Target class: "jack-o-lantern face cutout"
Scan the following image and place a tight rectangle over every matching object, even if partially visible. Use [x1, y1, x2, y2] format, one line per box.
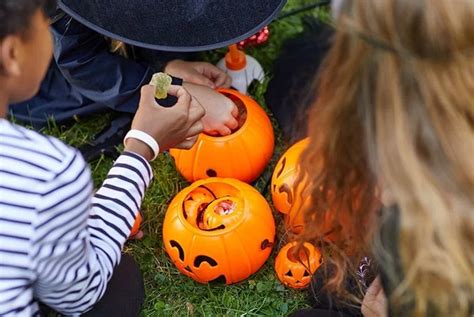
[275, 241, 321, 289]
[170, 89, 274, 183]
[163, 178, 276, 284]
[272, 139, 373, 250]
[271, 138, 309, 214]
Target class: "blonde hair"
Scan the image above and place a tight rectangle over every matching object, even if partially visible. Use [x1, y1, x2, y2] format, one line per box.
[110, 39, 128, 58]
[298, 0, 474, 315]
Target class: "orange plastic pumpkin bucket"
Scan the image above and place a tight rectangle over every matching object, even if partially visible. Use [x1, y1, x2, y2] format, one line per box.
[163, 178, 276, 284]
[275, 241, 321, 289]
[170, 89, 274, 183]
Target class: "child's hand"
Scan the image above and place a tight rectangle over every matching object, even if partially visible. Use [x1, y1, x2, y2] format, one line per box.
[125, 84, 205, 160]
[362, 276, 388, 317]
[165, 60, 232, 89]
[183, 82, 239, 136]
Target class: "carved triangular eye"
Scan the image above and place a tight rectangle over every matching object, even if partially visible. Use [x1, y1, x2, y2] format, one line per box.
[303, 270, 310, 277]
[276, 157, 287, 178]
[285, 270, 293, 277]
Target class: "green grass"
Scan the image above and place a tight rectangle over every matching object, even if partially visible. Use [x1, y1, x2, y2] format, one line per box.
[39, 1, 330, 315]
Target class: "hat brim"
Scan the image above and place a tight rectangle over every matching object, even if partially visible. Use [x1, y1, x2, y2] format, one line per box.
[57, 0, 286, 52]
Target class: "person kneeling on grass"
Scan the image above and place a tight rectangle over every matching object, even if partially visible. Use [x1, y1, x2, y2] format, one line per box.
[9, 3, 238, 137]
[292, 0, 473, 316]
[8, 0, 284, 162]
[0, 1, 206, 316]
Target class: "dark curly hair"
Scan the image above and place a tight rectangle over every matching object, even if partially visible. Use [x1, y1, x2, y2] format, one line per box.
[0, 0, 56, 40]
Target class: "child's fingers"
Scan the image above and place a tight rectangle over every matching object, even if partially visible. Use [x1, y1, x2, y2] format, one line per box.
[366, 276, 383, 297]
[168, 85, 194, 114]
[189, 73, 215, 88]
[185, 121, 204, 138]
[201, 63, 231, 88]
[175, 135, 199, 149]
[231, 103, 239, 118]
[167, 85, 190, 100]
[204, 130, 220, 136]
[200, 63, 225, 78]
[217, 126, 232, 136]
[188, 100, 206, 123]
[139, 85, 159, 107]
[226, 116, 239, 130]
[215, 72, 232, 88]
[222, 74, 233, 88]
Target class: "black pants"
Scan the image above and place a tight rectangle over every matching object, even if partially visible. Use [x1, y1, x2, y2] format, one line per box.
[265, 18, 333, 144]
[41, 255, 144, 317]
[290, 261, 366, 317]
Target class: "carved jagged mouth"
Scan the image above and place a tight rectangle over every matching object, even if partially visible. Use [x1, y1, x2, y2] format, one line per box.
[168, 240, 226, 284]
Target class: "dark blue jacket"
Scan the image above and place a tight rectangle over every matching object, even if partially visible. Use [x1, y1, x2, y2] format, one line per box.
[9, 13, 155, 129]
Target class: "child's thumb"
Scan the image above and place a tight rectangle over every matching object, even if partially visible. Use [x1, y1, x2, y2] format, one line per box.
[140, 85, 157, 104]
[168, 85, 191, 110]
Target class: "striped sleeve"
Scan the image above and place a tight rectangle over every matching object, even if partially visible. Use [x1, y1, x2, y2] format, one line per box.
[31, 151, 152, 315]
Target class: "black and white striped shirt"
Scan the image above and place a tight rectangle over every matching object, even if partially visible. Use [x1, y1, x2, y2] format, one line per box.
[0, 119, 152, 316]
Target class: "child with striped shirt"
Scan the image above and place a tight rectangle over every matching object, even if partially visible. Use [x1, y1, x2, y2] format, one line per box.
[0, 0, 205, 315]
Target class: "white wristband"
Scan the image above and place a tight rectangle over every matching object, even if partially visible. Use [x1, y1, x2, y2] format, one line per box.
[124, 129, 160, 161]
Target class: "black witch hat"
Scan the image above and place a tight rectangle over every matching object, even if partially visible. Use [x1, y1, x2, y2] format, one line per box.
[58, 0, 287, 52]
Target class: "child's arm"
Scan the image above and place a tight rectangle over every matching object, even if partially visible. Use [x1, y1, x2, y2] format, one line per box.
[31, 85, 204, 315]
[31, 148, 150, 315]
[165, 60, 232, 89]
